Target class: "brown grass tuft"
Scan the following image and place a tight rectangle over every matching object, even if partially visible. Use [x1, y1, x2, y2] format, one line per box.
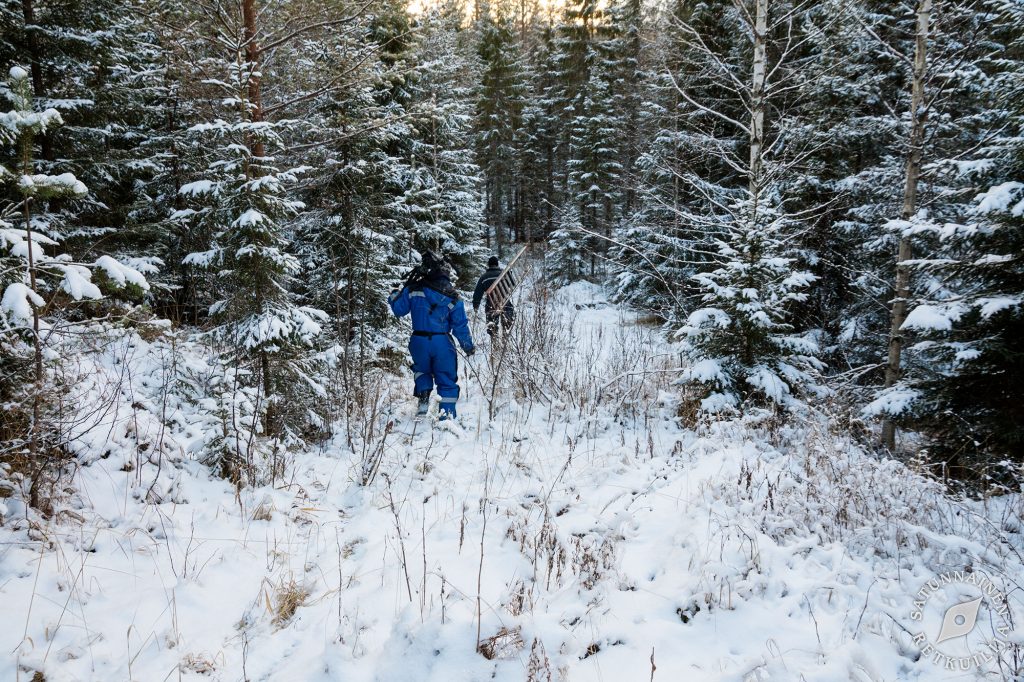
[477, 626, 525, 660]
[273, 578, 310, 627]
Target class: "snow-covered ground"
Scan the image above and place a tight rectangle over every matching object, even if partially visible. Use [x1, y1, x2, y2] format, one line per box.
[3, 277, 1024, 681]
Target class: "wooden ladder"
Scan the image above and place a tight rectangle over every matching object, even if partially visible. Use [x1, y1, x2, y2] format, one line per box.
[484, 245, 528, 311]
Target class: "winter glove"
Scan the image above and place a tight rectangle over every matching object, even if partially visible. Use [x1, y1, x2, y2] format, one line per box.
[464, 346, 476, 357]
[388, 289, 400, 302]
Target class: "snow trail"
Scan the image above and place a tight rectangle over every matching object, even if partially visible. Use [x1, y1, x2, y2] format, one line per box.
[2, 277, 1023, 681]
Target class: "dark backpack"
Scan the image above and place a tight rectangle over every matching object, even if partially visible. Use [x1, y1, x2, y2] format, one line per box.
[403, 253, 459, 300]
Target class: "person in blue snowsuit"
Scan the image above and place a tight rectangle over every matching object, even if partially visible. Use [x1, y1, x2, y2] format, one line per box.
[388, 251, 475, 419]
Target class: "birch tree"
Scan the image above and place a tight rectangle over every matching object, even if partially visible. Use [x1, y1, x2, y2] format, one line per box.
[836, 0, 999, 451]
[872, 0, 1024, 475]
[650, 0, 830, 414]
[879, 0, 933, 451]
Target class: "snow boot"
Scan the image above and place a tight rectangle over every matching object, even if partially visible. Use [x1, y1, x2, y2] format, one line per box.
[416, 390, 432, 416]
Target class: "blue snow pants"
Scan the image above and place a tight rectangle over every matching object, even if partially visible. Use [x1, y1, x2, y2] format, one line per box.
[410, 333, 459, 417]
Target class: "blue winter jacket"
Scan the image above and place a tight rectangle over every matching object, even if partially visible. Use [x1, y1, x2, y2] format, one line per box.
[389, 279, 474, 352]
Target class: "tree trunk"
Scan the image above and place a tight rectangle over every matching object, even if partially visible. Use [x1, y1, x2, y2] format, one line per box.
[495, 180, 505, 258]
[20, 0, 52, 161]
[242, 0, 265, 159]
[484, 182, 492, 249]
[881, 0, 932, 452]
[545, 143, 554, 236]
[23, 194, 42, 473]
[17, 109, 44, 486]
[261, 350, 277, 437]
[749, 0, 768, 215]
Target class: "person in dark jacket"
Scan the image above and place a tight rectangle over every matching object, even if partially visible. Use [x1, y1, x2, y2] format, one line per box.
[389, 251, 475, 419]
[472, 255, 515, 337]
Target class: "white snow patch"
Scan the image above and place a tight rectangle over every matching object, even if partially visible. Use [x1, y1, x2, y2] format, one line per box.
[978, 296, 1020, 319]
[554, 280, 608, 308]
[901, 304, 962, 331]
[233, 208, 268, 228]
[179, 179, 218, 196]
[972, 181, 1024, 216]
[1, 282, 43, 324]
[699, 390, 738, 413]
[59, 264, 102, 300]
[746, 365, 789, 400]
[94, 255, 150, 290]
[863, 386, 922, 417]
[18, 172, 87, 197]
[683, 358, 725, 384]
[684, 306, 730, 331]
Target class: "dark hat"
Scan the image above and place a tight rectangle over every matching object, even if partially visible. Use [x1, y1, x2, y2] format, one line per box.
[487, 256, 499, 268]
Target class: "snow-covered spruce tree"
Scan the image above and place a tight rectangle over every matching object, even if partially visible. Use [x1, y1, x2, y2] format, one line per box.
[301, 79, 407, 344]
[671, 0, 826, 415]
[610, 0, 741, 319]
[898, 183, 1024, 479]
[775, 0, 912, 373]
[679, 201, 822, 414]
[611, 201, 691, 317]
[180, 132, 325, 438]
[108, 0, 195, 321]
[545, 203, 587, 285]
[289, 0, 414, 438]
[0, 66, 148, 508]
[548, 0, 629, 280]
[299, 132, 407, 434]
[401, 5, 485, 280]
[605, 0, 644, 217]
[551, 0, 600, 185]
[475, 10, 527, 255]
[543, 0, 599, 279]
[611, 78, 713, 318]
[746, 3, 858, 381]
[518, 26, 562, 242]
[0, 0, 170, 289]
[565, 64, 623, 279]
[176, 2, 326, 464]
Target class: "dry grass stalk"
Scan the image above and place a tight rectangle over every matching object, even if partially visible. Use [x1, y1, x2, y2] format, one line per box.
[477, 626, 525, 660]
